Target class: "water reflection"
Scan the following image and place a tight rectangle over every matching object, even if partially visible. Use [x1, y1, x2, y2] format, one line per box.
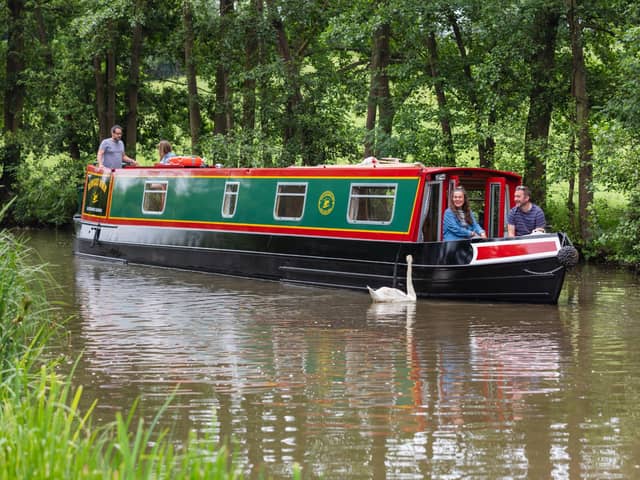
[21, 228, 640, 479]
[68, 256, 575, 478]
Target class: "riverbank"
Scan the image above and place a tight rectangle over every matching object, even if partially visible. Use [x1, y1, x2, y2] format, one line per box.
[0, 228, 277, 479]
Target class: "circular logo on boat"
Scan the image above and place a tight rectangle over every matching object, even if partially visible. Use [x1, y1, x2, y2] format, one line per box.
[318, 191, 335, 216]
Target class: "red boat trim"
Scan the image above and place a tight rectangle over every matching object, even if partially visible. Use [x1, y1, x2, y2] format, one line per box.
[470, 236, 561, 265]
[80, 171, 423, 242]
[91, 216, 414, 241]
[111, 166, 426, 180]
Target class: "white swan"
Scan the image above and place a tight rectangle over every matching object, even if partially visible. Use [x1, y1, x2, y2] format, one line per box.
[367, 255, 417, 303]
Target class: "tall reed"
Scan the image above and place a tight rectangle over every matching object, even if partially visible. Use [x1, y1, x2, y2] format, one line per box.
[0, 224, 247, 479]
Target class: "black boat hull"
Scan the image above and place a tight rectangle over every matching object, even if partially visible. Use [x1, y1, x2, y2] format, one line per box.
[74, 219, 568, 304]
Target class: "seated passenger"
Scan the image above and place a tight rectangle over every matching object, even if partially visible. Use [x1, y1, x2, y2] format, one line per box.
[443, 186, 487, 241]
[507, 185, 546, 236]
[158, 140, 177, 164]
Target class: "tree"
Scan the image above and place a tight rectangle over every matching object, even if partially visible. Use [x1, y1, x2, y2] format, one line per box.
[214, 0, 234, 135]
[124, 0, 147, 158]
[364, 18, 393, 159]
[183, 0, 202, 152]
[567, 0, 594, 242]
[265, 0, 304, 154]
[426, 30, 455, 166]
[1, 0, 26, 205]
[445, 4, 495, 168]
[241, 0, 263, 132]
[523, 4, 561, 209]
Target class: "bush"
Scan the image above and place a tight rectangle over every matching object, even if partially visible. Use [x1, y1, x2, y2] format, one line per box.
[545, 194, 579, 240]
[0, 226, 53, 377]
[592, 190, 640, 268]
[545, 185, 639, 265]
[13, 153, 87, 226]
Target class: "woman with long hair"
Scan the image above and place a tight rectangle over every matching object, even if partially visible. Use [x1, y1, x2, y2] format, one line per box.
[443, 186, 487, 241]
[158, 140, 177, 164]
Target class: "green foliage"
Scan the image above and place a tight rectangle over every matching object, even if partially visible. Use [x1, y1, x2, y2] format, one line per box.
[13, 153, 87, 226]
[199, 130, 284, 168]
[589, 190, 640, 267]
[0, 228, 52, 378]
[547, 185, 640, 266]
[1, 0, 639, 265]
[545, 194, 578, 240]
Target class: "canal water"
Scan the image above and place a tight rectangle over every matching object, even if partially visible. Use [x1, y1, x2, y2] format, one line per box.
[24, 229, 640, 479]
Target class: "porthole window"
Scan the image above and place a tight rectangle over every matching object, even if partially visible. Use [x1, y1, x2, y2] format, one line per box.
[222, 182, 239, 218]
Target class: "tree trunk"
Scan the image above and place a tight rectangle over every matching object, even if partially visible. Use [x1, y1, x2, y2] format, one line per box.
[1, 0, 26, 203]
[93, 55, 108, 140]
[64, 114, 81, 160]
[377, 23, 393, 138]
[255, 1, 271, 166]
[567, 133, 576, 231]
[364, 22, 392, 158]
[214, 0, 234, 135]
[34, 5, 54, 70]
[183, 0, 202, 152]
[426, 31, 455, 166]
[267, 0, 304, 158]
[125, 0, 145, 158]
[242, 0, 261, 131]
[568, 0, 594, 242]
[523, 7, 560, 210]
[106, 48, 116, 131]
[364, 37, 378, 158]
[34, 3, 80, 159]
[447, 8, 494, 167]
[3, 0, 25, 134]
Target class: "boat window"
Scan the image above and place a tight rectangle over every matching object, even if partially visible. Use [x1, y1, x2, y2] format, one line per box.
[347, 184, 396, 224]
[488, 183, 501, 237]
[504, 185, 511, 234]
[422, 182, 442, 241]
[468, 188, 485, 228]
[274, 183, 307, 220]
[142, 181, 168, 214]
[222, 181, 239, 218]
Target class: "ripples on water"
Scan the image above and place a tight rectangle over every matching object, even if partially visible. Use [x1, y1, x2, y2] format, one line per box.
[24, 231, 640, 479]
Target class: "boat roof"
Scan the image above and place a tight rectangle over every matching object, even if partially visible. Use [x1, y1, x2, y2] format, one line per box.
[282, 157, 522, 181]
[92, 156, 522, 182]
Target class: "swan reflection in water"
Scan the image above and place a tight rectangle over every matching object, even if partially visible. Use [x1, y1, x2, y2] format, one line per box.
[366, 301, 416, 324]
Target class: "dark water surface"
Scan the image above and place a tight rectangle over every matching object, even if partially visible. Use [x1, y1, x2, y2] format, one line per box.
[24, 229, 640, 479]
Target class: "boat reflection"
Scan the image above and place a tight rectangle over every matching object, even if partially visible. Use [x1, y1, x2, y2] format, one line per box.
[72, 256, 569, 478]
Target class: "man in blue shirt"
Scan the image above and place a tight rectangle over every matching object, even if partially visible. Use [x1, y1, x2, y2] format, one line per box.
[507, 185, 546, 236]
[97, 125, 138, 169]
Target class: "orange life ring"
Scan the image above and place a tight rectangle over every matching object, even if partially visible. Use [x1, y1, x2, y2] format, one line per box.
[167, 156, 205, 167]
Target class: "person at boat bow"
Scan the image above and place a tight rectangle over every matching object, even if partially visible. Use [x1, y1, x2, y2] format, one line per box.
[507, 185, 546, 236]
[97, 125, 138, 169]
[443, 186, 487, 241]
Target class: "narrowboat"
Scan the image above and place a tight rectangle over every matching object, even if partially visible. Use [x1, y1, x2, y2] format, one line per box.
[73, 157, 578, 304]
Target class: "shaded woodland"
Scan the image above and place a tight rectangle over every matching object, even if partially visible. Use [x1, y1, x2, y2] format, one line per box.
[1, 0, 639, 259]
